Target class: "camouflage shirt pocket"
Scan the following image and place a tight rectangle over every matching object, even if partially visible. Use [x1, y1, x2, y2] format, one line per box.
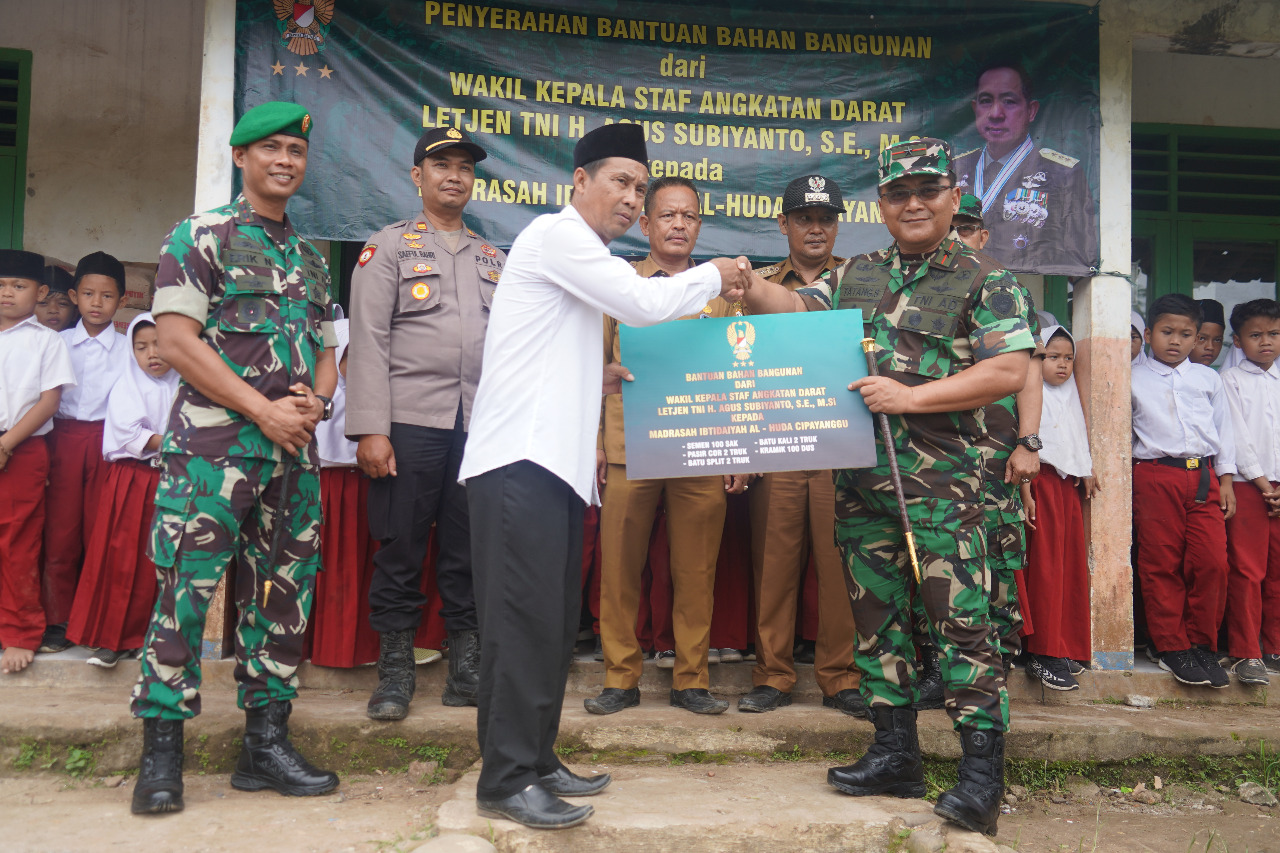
[148, 474, 195, 569]
[216, 295, 277, 335]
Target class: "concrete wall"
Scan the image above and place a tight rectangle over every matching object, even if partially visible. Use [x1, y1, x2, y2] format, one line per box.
[0, 0, 203, 263]
[1133, 51, 1280, 129]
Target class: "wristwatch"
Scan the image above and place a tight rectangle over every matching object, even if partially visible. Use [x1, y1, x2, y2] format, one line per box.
[1016, 434, 1043, 452]
[315, 394, 334, 422]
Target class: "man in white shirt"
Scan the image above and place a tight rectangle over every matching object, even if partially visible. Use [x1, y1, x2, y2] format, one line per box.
[458, 123, 749, 830]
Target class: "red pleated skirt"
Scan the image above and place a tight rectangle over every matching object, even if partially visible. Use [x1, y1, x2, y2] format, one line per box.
[66, 460, 160, 651]
[1022, 466, 1092, 659]
[307, 468, 447, 668]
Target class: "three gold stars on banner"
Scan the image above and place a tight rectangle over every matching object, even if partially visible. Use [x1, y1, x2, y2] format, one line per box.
[271, 60, 333, 79]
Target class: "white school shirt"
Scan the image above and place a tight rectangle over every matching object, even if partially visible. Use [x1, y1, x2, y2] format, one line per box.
[102, 313, 179, 461]
[458, 204, 722, 505]
[317, 319, 357, 467]
[0, 315, 76, 437]
[1221, 360, 1280, 483]
[57, 320, 130, 421]
[1131, 357, 1236, 477]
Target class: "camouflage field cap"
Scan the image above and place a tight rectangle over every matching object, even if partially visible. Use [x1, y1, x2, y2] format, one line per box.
[957, 193, 984, 222]
[878, 138, 952, 187]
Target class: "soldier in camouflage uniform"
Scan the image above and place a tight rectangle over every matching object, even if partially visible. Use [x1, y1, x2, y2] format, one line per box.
[741, 139, 1035, 837]
[129, 101, 341, 816]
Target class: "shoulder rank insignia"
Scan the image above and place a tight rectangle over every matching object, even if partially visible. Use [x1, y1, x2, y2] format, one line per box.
[416, 223, 428, 231]
[1039, 148, 1079, 169]
[358, 245, 377, 267]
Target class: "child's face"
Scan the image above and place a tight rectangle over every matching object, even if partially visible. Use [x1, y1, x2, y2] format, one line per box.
[1234, 315, 1280, 371]
[132, 324, 171, 378]
[1190, 321, 1225, 367]
[1042, 336, 1075, 386]
[36, 290, 76, 331]
[1130, 327, 1143, 360]
[71, 274, 122, 334]
[0, 277, 46, 328]
[1145, 313, 1198, 367]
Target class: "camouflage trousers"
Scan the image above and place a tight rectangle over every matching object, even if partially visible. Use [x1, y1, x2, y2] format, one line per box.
[836, 488, 1008, 732]
[131, 453, 322, 720]
[986, 504, 1026, 657]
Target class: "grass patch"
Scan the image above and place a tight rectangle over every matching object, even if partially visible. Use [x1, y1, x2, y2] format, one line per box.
[770, 744, 806, 762]
[669, 750, 733, 766]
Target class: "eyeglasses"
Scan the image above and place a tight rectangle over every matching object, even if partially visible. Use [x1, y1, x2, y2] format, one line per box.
[954, 224, 983, 236]
[879, 184, 955, 205]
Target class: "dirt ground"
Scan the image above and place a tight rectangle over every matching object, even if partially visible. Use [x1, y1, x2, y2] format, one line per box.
[2, 764, 1279, 853]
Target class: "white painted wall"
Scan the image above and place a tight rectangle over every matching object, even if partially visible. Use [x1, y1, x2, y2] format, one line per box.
[0, 0, 204, 263]
[1134, 51, 1280, 129]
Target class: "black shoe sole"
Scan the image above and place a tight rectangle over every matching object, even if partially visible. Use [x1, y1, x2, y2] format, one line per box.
[441, 689, 478, 707]
[738, 693, 792, 713]
[828, 774, 926, 799]
[670, 698, 729, 715]
[367, 700, 410, 720]
[230, 771, 339, 797]
[584, 696, 639, 715]
[130, 793, 184, 815]
[476, 803, 593, 829]
[934, 798, 996, 837]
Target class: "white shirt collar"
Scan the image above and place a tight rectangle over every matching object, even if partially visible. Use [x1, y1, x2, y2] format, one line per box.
[70, 319, 117, 349]
[1237, 358, 1280, 380]
[0, 315, 44, 335]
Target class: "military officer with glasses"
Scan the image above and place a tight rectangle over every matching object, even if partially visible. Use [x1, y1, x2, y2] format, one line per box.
[740, 139, 1036, 838]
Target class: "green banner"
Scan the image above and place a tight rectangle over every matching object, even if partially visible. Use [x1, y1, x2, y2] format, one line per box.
[235, 0, 1099, 274]
[619, 310, 875, 479]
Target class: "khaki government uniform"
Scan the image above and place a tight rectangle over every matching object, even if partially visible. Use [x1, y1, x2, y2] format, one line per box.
[599, 256, 736, 691]
[747, 256, 859, 696]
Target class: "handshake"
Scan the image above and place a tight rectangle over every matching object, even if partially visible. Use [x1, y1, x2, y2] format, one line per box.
[708, 256, 759, 302]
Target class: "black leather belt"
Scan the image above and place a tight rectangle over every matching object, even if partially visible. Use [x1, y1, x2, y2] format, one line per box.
[1150, 456, 1214, 503]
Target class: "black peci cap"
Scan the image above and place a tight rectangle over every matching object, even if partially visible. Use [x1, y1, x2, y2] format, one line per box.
[781, 175, 843, 214]
[573, 123, 648, 170]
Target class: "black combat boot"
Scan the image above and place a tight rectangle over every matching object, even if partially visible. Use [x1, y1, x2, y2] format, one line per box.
[442, 628, 480, 707]
[934, 726, 1006, 836]
[131, 717, 185, 815]
[367, 629, 416, 720]
[912, 644, 945, 710]
[231, 701, 339, 796]
[827, 706, 926, 798]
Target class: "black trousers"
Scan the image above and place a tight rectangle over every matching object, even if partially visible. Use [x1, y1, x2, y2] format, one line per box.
[468, 461, 583, 800]
[367, 413, 476, 633]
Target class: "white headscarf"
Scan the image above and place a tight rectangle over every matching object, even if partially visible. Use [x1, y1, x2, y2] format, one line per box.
[316, 318, 357, 467]
[1039, 325, 1093, 479]
[1130, 311, 1148, 366]
[102, 312, 179, 461]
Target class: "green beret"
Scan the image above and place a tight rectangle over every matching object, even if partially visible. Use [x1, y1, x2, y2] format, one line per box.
[230, 101, 313, 147]
[957, 193, 983, 222]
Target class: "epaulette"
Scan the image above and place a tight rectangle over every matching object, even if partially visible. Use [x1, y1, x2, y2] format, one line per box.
[1038, 147, 1079, 168]
[954, 147, 980, 159]
[753, 263, 781, 277]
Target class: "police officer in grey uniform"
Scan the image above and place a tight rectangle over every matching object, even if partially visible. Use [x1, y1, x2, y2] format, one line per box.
[346, 128, 506, 719]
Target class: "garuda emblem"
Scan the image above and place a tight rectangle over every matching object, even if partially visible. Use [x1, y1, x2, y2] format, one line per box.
[274, 0, 334, 56]
[727, 320, 756, 362]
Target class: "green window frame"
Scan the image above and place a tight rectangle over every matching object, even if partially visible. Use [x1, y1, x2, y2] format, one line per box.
[0, 49, 32, 250]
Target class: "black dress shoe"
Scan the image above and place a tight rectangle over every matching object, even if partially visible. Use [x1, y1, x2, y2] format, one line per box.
[538, 765, 612, 796]
[670, 688, 729, 715]
[584, 687, 640, 715]
[737, 685, 792, 713]
[476, 783, 593, 829]
[822, 688, 869, 718]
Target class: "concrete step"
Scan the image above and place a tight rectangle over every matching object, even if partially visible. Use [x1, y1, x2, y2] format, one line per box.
[5, 647, 1272, 707]
[436, 764, 1004, 853]
[1, 682, 1276, 780]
